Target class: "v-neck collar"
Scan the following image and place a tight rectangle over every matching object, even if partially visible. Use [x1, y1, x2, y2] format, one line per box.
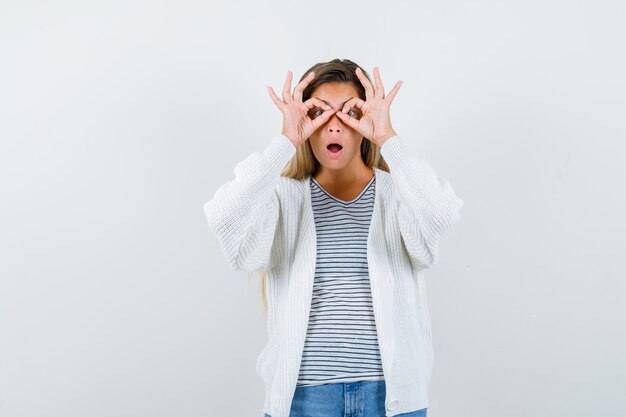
[309, 173, 376, 205]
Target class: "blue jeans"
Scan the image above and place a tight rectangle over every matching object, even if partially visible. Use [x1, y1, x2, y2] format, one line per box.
[264, 379, 427, 417]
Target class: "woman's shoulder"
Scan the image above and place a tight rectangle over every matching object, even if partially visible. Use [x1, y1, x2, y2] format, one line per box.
[373, 167, 393, 199]
[373, 167, 391, 179]
[277, 175, 308, 199]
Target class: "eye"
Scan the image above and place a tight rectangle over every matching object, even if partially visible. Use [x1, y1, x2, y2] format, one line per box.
[310, 108, 324, 119]
[346, 108, 361, 119]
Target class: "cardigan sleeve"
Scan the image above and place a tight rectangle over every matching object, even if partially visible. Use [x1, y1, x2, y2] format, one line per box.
[203, 135, 297, 272]
[380, 135, 464, 270]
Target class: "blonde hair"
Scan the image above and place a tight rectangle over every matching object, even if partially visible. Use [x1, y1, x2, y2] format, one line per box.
[252, 59, 391, 317]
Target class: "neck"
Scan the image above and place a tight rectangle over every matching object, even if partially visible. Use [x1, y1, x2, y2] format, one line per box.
[314, 161, 374, 187]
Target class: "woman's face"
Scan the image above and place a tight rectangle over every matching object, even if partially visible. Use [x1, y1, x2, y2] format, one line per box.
[306, 82, 365, 172]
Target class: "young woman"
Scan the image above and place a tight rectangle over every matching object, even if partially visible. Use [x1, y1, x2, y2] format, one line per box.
[203, 59, 464, 417]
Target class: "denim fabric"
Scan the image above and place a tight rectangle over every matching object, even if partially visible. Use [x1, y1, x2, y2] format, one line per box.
[263, 379, 427, 417]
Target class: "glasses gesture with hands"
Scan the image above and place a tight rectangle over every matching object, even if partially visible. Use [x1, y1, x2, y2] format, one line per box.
[267, 66, 402, 148]
[334, 67, 402, 147]
[267, 70, 336, 148]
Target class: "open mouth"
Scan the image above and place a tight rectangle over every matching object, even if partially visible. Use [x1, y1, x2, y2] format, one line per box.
[327, 143, 343, 153]
[326, 143, 343, 159]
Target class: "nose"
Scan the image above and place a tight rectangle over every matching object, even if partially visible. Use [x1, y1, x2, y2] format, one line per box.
[326, 111, 343, 133]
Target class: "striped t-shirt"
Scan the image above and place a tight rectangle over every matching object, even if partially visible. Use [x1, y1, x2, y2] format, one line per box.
[296, 174, 384, 387]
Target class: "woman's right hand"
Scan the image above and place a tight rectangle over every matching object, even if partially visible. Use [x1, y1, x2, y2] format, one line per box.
[267, 70, 336, 147]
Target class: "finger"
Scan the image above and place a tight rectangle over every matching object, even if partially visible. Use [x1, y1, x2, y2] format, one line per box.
[311, 108, 338, 130]
[302, 97, 332, 118]
[335, 110, 360, 130]
[386, 80, 403, 104]
[373, 67, 385, 99]
[293, 71, 315, 103]
[303, 97, 332, 111]
[355, 67, 374, 100]
[282, 70, 293, 103]
[266, 85, 285, 110]
[341, 97, 366, 113]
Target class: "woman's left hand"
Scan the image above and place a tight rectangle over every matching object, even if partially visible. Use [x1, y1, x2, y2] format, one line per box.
[335, 66, 402, 147]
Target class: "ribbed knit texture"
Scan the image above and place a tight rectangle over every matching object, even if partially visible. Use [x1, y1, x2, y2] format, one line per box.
[203, 134, 464, 417]
[296, 175, 384, 386]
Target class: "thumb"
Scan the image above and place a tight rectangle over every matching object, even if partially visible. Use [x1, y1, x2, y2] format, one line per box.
[335, 110, 359, 131]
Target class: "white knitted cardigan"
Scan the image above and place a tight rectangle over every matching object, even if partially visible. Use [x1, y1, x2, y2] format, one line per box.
[203, 134, 464, 417]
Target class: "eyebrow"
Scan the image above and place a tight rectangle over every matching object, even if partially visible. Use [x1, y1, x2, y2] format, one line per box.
[314, 97, 354, 108]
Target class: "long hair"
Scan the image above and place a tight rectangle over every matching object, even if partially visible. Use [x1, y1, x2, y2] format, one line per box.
[250, 58, 391, 317]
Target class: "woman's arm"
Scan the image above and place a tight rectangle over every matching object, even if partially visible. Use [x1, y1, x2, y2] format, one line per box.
[203, 135, 296, 272]
[380, 135, 464, 270]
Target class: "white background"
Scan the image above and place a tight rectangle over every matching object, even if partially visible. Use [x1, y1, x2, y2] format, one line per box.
[1, 0, 625, 416]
